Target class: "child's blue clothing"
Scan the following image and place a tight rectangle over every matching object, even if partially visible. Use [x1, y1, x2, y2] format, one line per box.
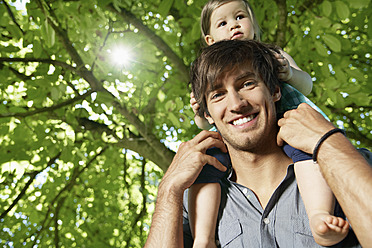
[279, 83, 329, 120]
[194, 83, 326, 184]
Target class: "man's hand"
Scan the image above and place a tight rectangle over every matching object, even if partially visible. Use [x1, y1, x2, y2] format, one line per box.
[145, 131, 227, 248]
[160, 130, 227, 194]
[277, 103, 336, 154]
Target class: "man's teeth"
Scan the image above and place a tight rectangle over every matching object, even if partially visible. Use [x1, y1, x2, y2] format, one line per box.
[232, 115, 254, 125]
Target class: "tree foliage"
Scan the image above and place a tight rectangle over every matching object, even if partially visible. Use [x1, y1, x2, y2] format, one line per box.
[0, 0, 370, 247]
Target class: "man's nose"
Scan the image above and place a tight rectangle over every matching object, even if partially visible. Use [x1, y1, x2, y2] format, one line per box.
[228, 91, 248, 112]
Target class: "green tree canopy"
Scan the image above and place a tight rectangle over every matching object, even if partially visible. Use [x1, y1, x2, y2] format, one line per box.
[0, 0, 371, 247]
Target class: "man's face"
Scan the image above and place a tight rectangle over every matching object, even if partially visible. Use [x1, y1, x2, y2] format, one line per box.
[204, 66, 281, 151]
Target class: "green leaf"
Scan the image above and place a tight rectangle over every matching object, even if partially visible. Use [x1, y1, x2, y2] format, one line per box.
[96, 91, 114, 106]
[33, 40, 43, 57]
[324, 77, 339, 88]
[165, 100, 175, 112]
[314, 40, 329, 56]
[323, 34, 341, 52]
[335, 1, 350, 20]
[347, 68, 365, 81]
[41, 19, 55, 47]
[321, 1, 332, 17]
[327, 90, 338, 104]
[158, 0, 174, 17]
[157, 90, 166, 102]
[191, 17, 201, 42]
[349, 92, 371, 106]
[349, 0, 370, 9]
[168, 112, 179, 127]
[51, 87, 61, 101]
[334, 68, 347, 85]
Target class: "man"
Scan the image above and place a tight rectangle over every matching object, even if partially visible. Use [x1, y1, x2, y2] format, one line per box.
[144, 40, 372, 247]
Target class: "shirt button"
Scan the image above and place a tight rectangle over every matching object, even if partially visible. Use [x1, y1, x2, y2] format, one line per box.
[242, 188, 248, 194]
[263, 218, 270, 225]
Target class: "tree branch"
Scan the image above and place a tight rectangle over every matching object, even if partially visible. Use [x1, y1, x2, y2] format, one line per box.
[35, 0, 105, 91]
[3, 63, 33, 81]
[107, 4, 189, 81]
[34, 0, 174, 171]
[0, 90, 93, 118]
[53, 197, 65, 248]
[91, 21, 113, 72]
[77, 116, 174, 171]
[2, 0, 25, 34]
[0, 152, 61, 219]
[131, 159, 147, 236]
[0, 57, 77, 72]
[298, 0, 325, 13]
[112, 101, 174, 170]
[274, 0, 287, 47]
[327, 106, 372, 148]
[30, 147, 107, 244]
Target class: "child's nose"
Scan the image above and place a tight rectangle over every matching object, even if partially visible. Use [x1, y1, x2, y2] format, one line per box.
[230, 21, 241, 31]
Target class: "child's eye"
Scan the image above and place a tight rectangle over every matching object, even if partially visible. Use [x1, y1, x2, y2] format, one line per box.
[236, 15, 245, 20]
[218, 21, 227, 27]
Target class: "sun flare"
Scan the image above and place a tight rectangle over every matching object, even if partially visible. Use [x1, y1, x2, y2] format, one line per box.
[109, 45, 133, 66]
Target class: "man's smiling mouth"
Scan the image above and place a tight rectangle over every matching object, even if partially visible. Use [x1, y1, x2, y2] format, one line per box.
[232, 114, 257, 126]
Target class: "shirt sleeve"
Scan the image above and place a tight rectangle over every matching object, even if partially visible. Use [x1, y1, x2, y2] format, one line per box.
[282, 143, 312, 163]
[358, 148, 372, 165]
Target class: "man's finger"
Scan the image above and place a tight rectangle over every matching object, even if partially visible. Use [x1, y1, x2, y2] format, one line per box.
[196, 135, 227, 154]
[204, 156, 227, 172]
[192, 130, 222, 144]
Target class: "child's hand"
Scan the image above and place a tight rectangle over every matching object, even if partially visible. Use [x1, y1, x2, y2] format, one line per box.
[190, 92, 212, 130]
[275, 52, 293, 82]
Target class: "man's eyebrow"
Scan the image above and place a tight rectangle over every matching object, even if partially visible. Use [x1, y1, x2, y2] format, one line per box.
[206, 81, 223, 96]
[235, 72, 257, 81]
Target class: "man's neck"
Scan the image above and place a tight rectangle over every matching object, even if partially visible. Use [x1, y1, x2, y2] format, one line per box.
[228, 143, 292, 208]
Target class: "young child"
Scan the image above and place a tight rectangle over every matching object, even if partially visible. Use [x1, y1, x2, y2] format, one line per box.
[188, 0, 349, 247]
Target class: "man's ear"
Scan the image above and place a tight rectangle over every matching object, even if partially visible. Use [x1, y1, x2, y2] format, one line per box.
[205, 35, 215, 46]
[204, 112, 215, 125]
[273, 86, 281, 102]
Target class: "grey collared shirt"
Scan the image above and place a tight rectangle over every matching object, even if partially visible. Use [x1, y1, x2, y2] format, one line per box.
[183, 149, 371, 247]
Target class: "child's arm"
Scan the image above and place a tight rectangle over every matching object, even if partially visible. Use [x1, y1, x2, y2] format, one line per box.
[189, 183, 220, 248]
[275, 50, 313, 96]
[190, 92, 213, 130]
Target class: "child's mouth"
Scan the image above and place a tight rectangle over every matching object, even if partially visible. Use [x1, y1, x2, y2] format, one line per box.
[231, 32, 243, 40]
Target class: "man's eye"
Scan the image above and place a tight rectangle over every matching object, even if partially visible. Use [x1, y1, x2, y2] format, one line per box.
[211, 92, 223, 99]
[218, 21, 227, 27]
[243, 81, 255, 88]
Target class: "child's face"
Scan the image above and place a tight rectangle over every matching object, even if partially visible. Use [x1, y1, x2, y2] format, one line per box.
[205, 1, 255, 46]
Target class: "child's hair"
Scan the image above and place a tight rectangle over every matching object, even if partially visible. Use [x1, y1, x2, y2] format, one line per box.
[190, 40, 281, 117]
[200, 0, 261, 46]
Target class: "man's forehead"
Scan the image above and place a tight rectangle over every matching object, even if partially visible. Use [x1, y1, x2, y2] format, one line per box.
[209, 65, 258, 90]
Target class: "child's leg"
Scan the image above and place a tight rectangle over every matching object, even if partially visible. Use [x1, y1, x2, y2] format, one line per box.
[189, 183, 220, 248]
[295, 160, 349, 246]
